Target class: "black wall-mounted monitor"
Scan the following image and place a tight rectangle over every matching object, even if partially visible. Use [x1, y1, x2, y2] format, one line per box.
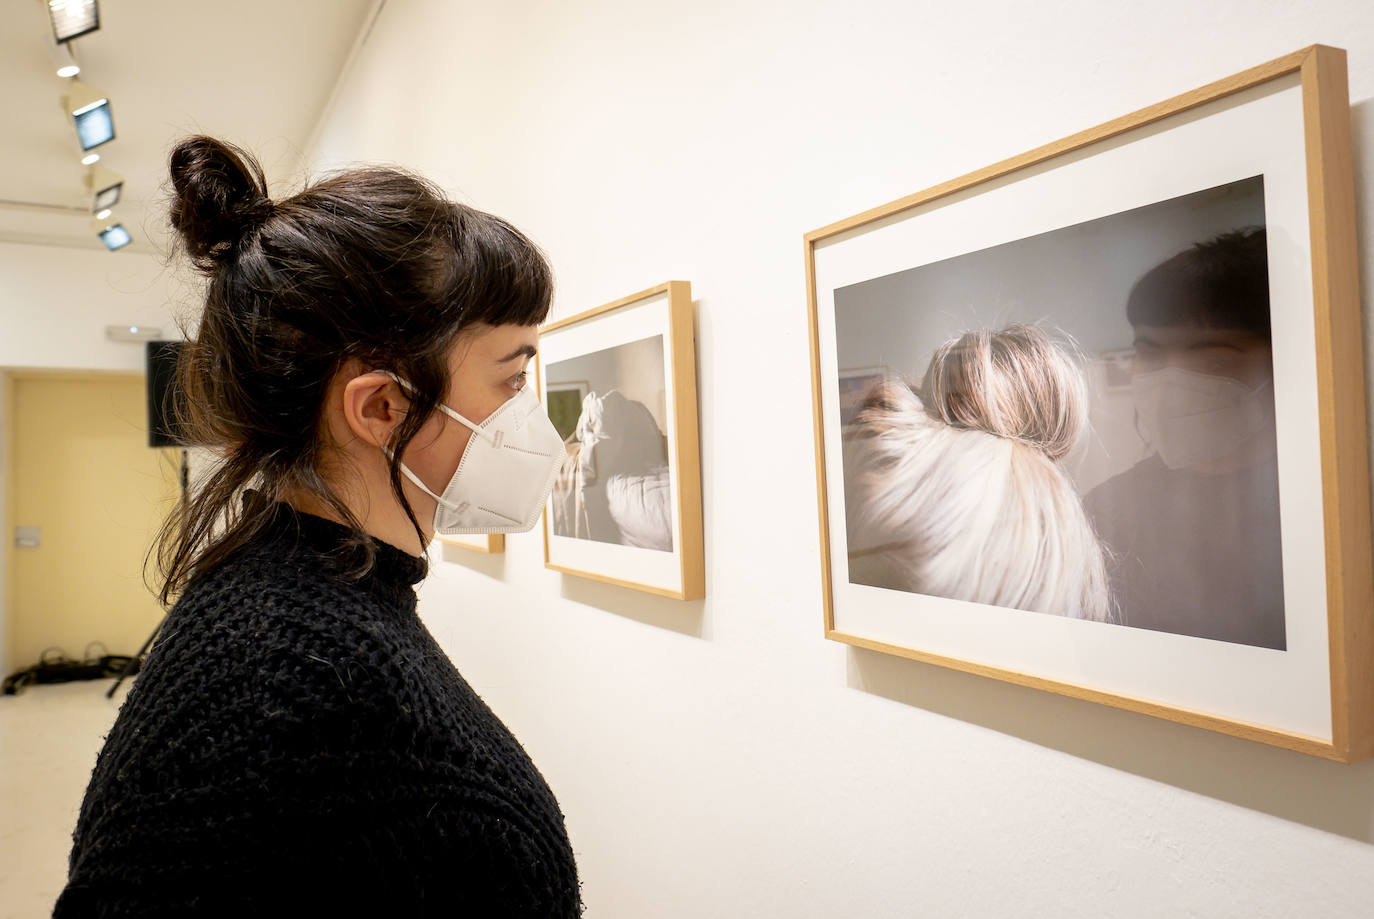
[145, 340, 187, 448]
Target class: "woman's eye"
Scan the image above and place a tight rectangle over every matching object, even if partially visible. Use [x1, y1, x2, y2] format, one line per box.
[511, 370, 529, 390]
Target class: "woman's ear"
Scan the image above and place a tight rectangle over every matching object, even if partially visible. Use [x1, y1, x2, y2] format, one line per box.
[340, 368, 409, 447]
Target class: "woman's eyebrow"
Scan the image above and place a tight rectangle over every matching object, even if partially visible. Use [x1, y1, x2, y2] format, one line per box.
[496, 344, 537, 363]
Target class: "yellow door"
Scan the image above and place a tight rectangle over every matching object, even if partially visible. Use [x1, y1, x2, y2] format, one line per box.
[7, 374, 178, 675]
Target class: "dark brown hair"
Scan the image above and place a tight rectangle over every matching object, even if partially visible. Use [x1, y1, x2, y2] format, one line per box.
[152, 135, 552, 605]
[1126, 226, 1270, 336]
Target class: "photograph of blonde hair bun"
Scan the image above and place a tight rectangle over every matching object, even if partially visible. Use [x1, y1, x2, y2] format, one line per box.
[844, 323, 1114, 623]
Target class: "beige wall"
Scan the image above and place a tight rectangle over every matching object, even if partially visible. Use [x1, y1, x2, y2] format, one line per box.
[6, 373, 176, 674]
[0, 242, 193, 373]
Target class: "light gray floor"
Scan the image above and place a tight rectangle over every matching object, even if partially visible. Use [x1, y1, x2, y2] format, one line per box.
[0, 679, 129, 919]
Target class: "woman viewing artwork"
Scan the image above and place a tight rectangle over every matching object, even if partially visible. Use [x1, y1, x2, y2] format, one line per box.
[844, 324, 1114, 622]
[54, 136, 582, 916]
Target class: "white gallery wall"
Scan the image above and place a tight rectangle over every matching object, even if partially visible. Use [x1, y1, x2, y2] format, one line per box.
[309, 1, 1374, 916]
[0, 242, 187, 372]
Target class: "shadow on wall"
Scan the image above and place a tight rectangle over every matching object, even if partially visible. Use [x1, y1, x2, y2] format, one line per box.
[437, 542, 508, 581]
[847, 648, 1374, 842]
[558, 575, 707, 640]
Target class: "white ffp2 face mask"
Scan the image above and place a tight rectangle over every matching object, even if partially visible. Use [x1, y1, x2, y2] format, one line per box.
[379, 372, 567, 535]
[1131, 366, 1276, 470]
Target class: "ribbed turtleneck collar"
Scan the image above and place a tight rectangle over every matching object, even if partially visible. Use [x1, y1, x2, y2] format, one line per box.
[244, 490, 428, 607]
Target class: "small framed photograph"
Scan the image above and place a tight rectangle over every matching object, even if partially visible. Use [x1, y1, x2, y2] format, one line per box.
[437, 533, 505, 553]
[805, 46, 1372, 760]
[538, 281, 704, 599]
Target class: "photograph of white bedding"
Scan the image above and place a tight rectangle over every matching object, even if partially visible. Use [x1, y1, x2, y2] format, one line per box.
[606, 468, 672, 550]
[545, 360, 674, 553]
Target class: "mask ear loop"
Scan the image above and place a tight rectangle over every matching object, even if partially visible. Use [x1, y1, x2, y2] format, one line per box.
[434, 402, 491, 442]
[1125, 361, 1154, 456]
[372, 369, 485, 513]
[380, 444, 448, 505]
[373, 369, 495, 445]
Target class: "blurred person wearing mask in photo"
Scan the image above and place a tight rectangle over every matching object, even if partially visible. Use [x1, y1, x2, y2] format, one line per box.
[1084, 227, 1285, 649]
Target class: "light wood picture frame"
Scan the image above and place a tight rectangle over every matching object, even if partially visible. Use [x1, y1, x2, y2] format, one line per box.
[805, 45, 1372, 761]
[538, 281, 704, 599]
[436, 532, 505, 553]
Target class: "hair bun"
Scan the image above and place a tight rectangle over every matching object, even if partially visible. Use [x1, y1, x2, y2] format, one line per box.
[922, 324, 1087, 461]
[169, 135, 274, 269]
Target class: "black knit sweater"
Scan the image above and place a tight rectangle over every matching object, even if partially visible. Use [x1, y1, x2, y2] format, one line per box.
[54, 495, 581, 917]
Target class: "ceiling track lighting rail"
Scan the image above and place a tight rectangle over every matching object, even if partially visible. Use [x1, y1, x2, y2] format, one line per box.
[33, 0, 127, 249]
[0, 198, 91, 215]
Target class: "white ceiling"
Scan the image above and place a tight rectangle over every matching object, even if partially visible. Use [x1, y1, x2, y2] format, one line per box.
[0, 0, 379, 255]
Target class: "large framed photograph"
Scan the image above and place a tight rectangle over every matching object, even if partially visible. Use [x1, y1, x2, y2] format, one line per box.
[538, 281, 705, 599]
[805, 46, 1372, 760]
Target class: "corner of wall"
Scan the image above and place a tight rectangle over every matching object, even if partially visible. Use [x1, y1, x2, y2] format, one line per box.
[299, 0, 390, 172]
